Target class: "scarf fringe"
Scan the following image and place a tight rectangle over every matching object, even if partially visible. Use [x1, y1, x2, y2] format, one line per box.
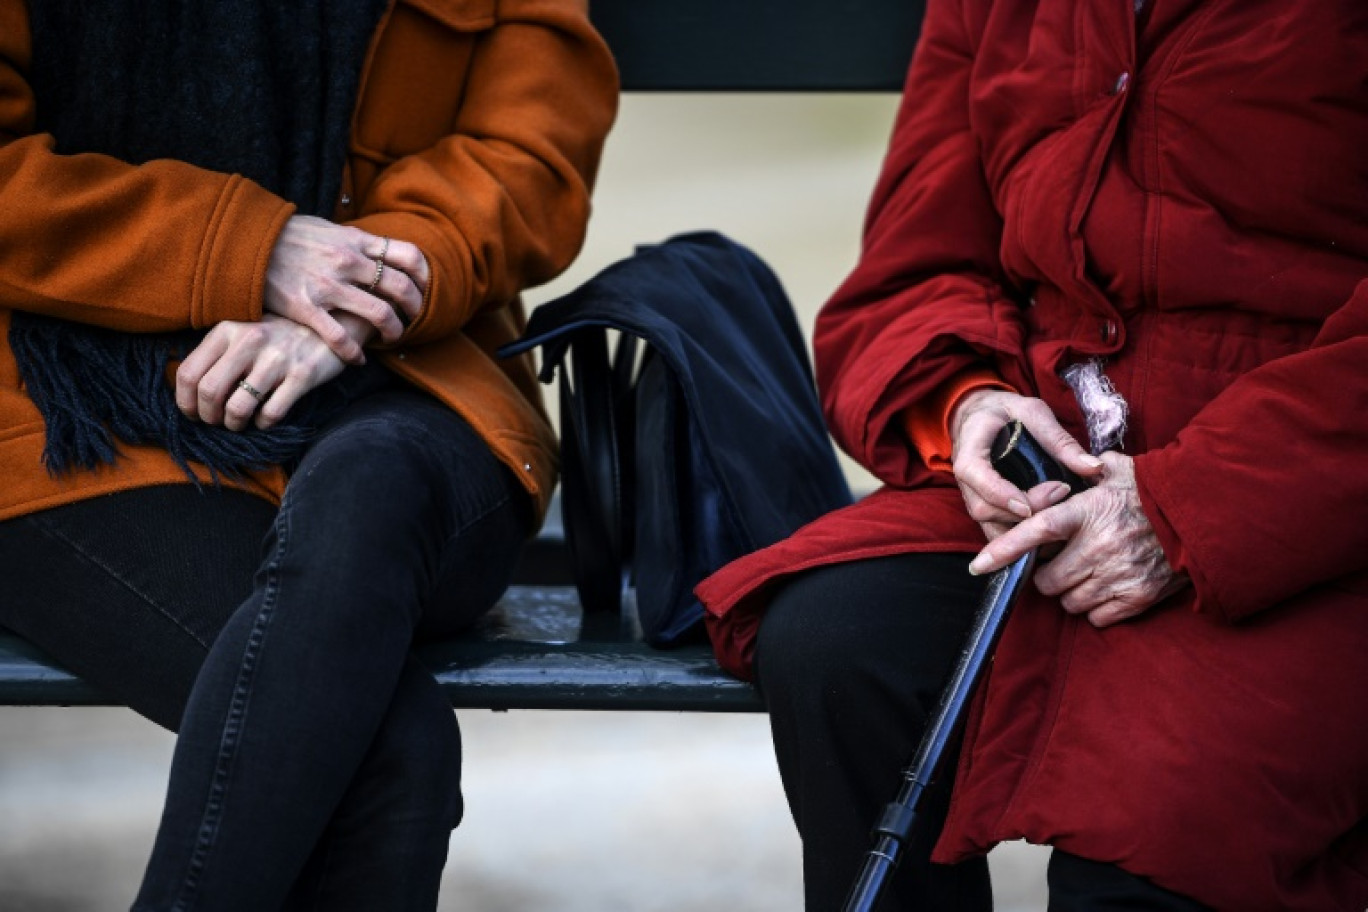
[15, 0, 391, 483]
[10, 314, 318, 484]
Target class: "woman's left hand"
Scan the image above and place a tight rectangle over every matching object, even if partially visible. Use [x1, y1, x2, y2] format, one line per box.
[175, 314, 350, 432]
[965, 452, 1189, 627]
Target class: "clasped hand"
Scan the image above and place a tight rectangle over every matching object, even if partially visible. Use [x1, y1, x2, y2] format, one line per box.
[176, 216, 429, 431]
[950, 389, 1188, 627]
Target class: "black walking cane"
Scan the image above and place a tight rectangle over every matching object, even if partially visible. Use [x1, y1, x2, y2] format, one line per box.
[843, 420, 1091, 912]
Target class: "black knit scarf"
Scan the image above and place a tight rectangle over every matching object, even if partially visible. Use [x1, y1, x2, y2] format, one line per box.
[10, 0, 390, 481]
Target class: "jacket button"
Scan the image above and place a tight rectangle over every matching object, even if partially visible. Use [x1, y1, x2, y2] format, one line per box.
[1100, 320, 1118, 344]
[1113, 71, 1131, 95]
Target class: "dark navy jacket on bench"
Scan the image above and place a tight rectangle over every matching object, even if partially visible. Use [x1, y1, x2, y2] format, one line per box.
[505, 232, 852, 646]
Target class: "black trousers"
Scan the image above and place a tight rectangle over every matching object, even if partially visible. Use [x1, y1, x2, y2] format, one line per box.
[0, 388, 532, 912]
[755, 553, 1211, 911]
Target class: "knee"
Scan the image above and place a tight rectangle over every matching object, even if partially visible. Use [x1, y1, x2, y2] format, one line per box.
[292, 415, 450, 523]
[289, 399, 519, 548]
[755, 565, 891, 705]
[755, 556, 977, 714]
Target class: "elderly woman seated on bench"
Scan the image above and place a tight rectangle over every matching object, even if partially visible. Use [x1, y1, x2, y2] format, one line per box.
[0, 1, 615, 909]
[697, 1, 1368, 910]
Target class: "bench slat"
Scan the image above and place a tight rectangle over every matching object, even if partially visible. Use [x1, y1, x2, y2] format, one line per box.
[0, 587, 762, 713]
[0, 633, 106, 706]
[429, 586, 762, 712]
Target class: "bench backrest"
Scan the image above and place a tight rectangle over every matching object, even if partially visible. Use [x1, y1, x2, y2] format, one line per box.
[591, 0, 923, 92]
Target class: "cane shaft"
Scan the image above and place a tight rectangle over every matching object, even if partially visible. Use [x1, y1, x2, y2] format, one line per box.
[842, 422, 1089, 912]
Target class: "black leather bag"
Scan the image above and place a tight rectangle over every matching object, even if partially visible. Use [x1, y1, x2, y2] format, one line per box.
[504, 233, 852, 646]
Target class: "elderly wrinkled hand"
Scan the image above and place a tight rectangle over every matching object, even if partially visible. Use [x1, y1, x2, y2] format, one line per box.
[966, 451, 1190, 627]
[264, 215, 429, 364]
[949, 388, 1104, 541]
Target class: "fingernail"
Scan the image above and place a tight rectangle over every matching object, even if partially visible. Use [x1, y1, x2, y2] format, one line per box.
[1081, 454, 1103, 469]
[968, 554, 992, 576]
[1046, 482, 1071, 504]
[1007, 498, 1031, 518]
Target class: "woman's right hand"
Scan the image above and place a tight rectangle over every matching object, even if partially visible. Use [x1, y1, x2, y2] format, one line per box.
[264, 215, 430, 364]
[949, 388, 1104, 540]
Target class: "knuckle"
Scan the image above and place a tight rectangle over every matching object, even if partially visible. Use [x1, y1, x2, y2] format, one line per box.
[398, 244, 424, 274]
[286, 364, 316, 384]
[239, 324, 267, 347]
[261, 346, 289, 370]
[224, 402, 254, 423]
[350, 246, 374, 274]
[1059, 591, 1090, 614]
[365, 297, 391, 321]
[318, 320, 347, 345]
[319, 275, 346, 300]
[967, 501, 999, 523]
[1038, 508, 1073, 538]
[301, 276, 328, 305]
[326, 244, 354, 273]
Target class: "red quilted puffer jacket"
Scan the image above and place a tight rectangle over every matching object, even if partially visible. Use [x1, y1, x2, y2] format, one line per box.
[698, 1, 1368, 908]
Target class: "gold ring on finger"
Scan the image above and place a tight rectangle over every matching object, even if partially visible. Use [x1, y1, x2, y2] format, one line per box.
[366, 236, 391, 293]
[367, 257, 385, 293]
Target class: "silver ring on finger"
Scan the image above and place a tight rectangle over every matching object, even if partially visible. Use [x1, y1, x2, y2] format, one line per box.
[237, 379, 265, 402]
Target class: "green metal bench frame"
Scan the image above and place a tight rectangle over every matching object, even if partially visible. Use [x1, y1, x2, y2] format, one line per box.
[0, 0, 924, 714]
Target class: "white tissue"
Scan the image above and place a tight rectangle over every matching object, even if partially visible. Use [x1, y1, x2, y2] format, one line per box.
[1062, 359, 1128, 455]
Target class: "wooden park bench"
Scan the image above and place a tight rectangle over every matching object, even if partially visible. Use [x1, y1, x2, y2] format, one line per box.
[0, 0, 924, 716]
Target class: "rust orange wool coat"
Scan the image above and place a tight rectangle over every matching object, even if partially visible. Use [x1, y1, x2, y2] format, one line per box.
[0, 0, 618, 523]
[697, 1, 1368, 909]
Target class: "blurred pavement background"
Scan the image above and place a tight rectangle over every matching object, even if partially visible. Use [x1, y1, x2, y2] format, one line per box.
[0, 95, 1050, 911]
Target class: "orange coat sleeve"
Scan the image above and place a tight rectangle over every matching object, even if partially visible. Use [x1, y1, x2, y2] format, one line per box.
[0, 0, 293, 333]
[345, 0, 618, 347]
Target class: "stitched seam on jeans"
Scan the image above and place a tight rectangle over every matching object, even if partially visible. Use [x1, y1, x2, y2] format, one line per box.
[429, 491, 514, 584]
[28, 514, 212, 649]
[445, 490, 513, 544]
[171, 508, 289, 912]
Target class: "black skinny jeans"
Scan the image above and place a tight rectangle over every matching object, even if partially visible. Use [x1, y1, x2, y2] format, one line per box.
[756, 553, 1211, 911]
[0, 387, 532, 912]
